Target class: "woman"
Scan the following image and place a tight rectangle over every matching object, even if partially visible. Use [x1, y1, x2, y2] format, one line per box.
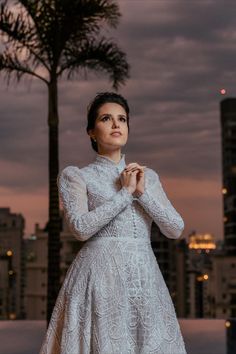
[39, 92, 187, 354]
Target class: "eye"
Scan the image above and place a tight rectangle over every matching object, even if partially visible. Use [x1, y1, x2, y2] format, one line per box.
[101, 115, 110, 121]
[120, 117, 127, 122]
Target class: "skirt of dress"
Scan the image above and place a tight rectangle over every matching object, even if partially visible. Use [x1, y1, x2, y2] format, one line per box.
[39, 237, 187, 354]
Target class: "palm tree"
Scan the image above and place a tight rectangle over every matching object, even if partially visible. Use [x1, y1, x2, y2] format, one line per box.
[0, 0, 130, 325]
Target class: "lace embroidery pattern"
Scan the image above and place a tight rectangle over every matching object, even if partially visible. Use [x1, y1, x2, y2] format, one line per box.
[39, 153, 187, 354]
[137, 169, 185, 239]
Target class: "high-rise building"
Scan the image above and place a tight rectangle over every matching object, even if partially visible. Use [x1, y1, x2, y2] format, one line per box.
[187, 231, 217, 318]
[206, 98, 236, 320]
[0, 207, 25, 319]
[25, 212, 84, 319]
[220, 98, 236, 255]
[209, 254, 236, 318]
[150, 222, 188, 317]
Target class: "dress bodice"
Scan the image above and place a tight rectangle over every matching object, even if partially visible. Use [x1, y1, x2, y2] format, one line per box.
[57, 152, 185, 243]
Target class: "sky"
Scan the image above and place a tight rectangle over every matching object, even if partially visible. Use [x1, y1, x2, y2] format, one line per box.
[1, 0, 236, 240]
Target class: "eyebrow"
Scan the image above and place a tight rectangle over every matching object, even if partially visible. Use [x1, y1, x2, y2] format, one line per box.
[99, 113, 127, 119]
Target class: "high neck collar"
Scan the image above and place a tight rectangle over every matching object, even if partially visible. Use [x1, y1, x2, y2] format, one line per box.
[94, 153, 126, 172]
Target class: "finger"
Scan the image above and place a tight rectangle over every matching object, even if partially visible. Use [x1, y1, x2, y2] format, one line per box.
[127, 169, 139, 175]
[125, 163, 144, 168]
[125, 166, 146, 172]
[127, 169, 139, 173]
[125, 164, 146, 170]
[125, 164, 146, 169]
[125, 168, 140, 174]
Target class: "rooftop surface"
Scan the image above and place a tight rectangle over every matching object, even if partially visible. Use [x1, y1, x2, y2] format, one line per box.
[0, 319, 226, 354]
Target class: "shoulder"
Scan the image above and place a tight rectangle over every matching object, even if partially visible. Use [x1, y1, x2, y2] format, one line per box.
[58, 165, 80, 179]
[57, 165, 86, 188]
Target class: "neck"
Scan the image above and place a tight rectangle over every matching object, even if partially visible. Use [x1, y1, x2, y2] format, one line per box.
[94, 152, 126, 172]
[97, 149, 122, 164]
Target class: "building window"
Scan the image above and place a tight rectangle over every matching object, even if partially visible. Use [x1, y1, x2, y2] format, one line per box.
[231, 294, 236, 305]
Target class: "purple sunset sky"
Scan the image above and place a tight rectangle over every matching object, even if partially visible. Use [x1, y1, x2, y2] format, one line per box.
[1, 0, 236, 239]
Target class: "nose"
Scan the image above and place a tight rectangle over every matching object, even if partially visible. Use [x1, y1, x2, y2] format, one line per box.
[112, 118, 120, 128]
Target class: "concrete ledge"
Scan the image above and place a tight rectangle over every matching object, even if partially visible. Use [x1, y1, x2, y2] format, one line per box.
[0, 319, 226, 354]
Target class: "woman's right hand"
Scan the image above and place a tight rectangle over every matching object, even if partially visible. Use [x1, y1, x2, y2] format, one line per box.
[120, 169, 139, 194]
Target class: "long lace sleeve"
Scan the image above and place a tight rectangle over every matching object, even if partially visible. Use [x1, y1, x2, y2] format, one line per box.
[135, 169, 185, 239]
[57, 166, 134, 241]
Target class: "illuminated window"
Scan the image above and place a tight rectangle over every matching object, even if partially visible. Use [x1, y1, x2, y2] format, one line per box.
[222, 188, 227, 194]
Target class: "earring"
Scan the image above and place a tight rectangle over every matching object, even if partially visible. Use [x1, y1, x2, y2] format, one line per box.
[93, 137, 96, 142]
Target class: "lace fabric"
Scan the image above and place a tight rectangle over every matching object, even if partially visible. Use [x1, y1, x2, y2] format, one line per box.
[39, 152, 187, 354]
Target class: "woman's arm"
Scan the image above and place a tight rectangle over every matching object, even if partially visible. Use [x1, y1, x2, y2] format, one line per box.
[57, 166, 134, 241]
[135, 169, 185, 239]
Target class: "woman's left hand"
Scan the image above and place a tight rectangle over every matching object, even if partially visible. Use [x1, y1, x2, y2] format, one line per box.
[124, 163, 146, 195]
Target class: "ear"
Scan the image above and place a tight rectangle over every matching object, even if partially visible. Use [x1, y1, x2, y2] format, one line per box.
[87, 129, 94, 139]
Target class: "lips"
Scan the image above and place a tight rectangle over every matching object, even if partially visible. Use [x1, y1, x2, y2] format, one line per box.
[111, 132, 121, 136]
[111, 132, 122, 136]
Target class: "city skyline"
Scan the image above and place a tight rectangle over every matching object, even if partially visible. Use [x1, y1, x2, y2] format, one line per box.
[2, 1, 236, 239]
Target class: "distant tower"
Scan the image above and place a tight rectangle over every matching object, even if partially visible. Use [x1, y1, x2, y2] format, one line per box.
[0, 207, 25, 319]
[220, 98, 236, 255]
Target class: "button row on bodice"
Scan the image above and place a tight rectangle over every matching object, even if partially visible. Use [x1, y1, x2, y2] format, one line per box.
[131, 205, 138, 238]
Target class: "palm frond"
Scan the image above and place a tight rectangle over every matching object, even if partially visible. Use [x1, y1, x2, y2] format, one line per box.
[58, 36, 130, 90]
[19, 0, 121, 66]
[0, 0, 50, 70]
[1, 1, 127, 87]
[0, 50, 48, 84]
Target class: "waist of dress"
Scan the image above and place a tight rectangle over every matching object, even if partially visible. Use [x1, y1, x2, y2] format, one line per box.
[86, 236, 151, 245]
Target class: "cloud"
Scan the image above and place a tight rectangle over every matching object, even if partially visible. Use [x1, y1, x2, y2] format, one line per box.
[1, 0, 234, 238]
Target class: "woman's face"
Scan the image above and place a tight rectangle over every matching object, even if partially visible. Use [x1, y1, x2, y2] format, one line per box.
[89, 102, 129, 152]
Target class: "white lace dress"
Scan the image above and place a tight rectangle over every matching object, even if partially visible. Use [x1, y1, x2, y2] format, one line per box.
[39, 153, 187, 354]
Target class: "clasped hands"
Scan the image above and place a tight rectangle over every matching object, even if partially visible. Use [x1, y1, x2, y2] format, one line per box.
[120, 162, 146, 196]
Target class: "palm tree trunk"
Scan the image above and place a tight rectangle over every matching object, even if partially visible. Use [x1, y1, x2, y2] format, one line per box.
[46, 76, 61, 326]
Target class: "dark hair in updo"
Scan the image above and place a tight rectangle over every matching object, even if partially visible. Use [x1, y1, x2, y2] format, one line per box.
[86, 92, 130, 152]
